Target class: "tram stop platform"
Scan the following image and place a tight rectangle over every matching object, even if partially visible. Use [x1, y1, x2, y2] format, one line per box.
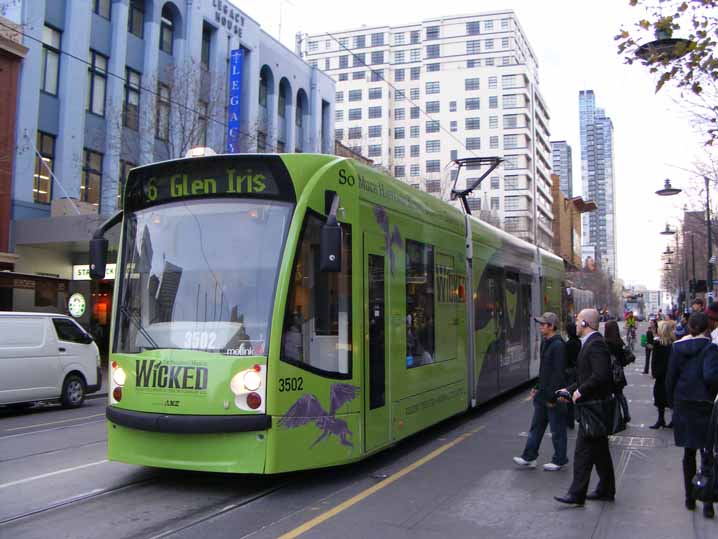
[239, 348, 718, 539]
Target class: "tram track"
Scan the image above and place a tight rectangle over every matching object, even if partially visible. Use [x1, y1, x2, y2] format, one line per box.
[0, 438, 105, 463]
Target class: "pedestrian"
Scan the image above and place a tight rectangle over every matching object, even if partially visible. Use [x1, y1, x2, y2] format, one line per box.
[657, 308, 664, 321]
[603, 320, 631, 423]
[691, 297, 705, 313]
[665, 312, 718, 518]
[643, 319, 657, 374]
[706, 302, 718, 345]
[564, 321, 581, 429]
[650, 321, 674, 429]
[675, 312, 689, 340]
[555, 308, 616, 507]
[513, 312, 568, 471]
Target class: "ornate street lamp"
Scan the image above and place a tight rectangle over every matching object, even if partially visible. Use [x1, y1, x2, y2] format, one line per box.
[656, 178, 682, 197]
[636, 28, 693, 63]
[663, 245, 674, 256]
[661, 224, 676, 235]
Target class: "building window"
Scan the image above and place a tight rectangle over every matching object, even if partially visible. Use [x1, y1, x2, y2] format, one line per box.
[339, 55, 349, 68]
[123, 68, 140, 130]
[86, 50, 108, 116]
[394, 32, 405, 45]
[395, 68, 405, 81]
[128, 0, 144, 37]
[81, 149, 103, 207]
[352, 71, 365, 80]
[425, 81, 440, 94]
[369, 125, 382, 138]
[504, 134, 519, 149]
[308, 41, 318, 52]
[395, 165, 405, 177]
[465, 117, 480, 130]
[353, 52, 366, 67]
[160, 7, 174, 54]
[490, 176, 500, 189]
[489, 135, 499, 149]
[33, 132, 55, 204]
[426, 26, 439, 40]
[410, 48, 421, 62]
[504, 155, 518, 169]
[426, 160, 440, 173]
[395, 108, 405, 120]
[489, 96, 498, 109]
[348, 127, 362, 139]
[485, 20, 494, 31]
[41, 26, 61, 95]
[504, 196, 520, 210]
[197, 100, 208, 146]
[501, 37, 510, 49]
[426, 180, 441, 193]
[354, 34, 366, 48]
[395, 146, 405, 158]
[466, 137, 481, 150]
[348, 108, 362, 120]
[336, 91, 344, 103]
[201, 26, 212, 69]
[335, 109, 344, 121]
[410, 88, 420, 100]
[426, 44, 440, 59]
[371, 69, 383, 81]
[486, 57, 495, 66]
[117, 160, 135, 208]
[338, 37, 348, 48]
[410, 125, 420, 138]
[335, 128, 344, 139]
[468, 197, 481, 211]
[501, 18, 511, 30]
[466, 59, 480, 68]
[394, 50, 405, 64]
[410, 144, 420, 157]
[410, 66, 421, 80]
[394, 127, 405, 139]
[450, 120, 457, 132]
[338, 73, 348, 81]
[368, 87, 382, 99]
[259, 70, 268, 107]
[93, 0, 111, 19]
[465, 78, 480, 91]
[426, 101, 440, 113]
[489, 115, 498, 128]
[368, 106, 382, 118]
[465, 97, 480, 110]
[491, 197, 500, 210]
[466, 21, 480, 35]
[371, 50, 384, 64]
[425, 120, 440, 133]
[156, 83, 170, 141]
[410, 106, 420, 119]
[504, 114, 519, 128]
[410, 30, 420, 44]
[449, 101, 457, 112]
[503, 94, 518, 108]
[368, 144, 382, 157]
[505, 175, 519, 189]
[371, 32, 384, 46]
[466, 40, 481, 54]
[488, 76, 497, 89]
[395, 90, 405, 101]
[348, 89, 362, 101]
[426, 63, 440, 72]
[426, 139, 440, 153]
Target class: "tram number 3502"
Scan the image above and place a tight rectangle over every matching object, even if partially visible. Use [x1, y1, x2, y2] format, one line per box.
[278, 377, 303, 392]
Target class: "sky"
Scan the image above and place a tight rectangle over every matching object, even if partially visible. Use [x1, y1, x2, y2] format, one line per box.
[243, 0, 713, 290]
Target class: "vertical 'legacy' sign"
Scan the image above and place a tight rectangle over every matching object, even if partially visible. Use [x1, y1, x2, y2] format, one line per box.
[226, 48, 243, 153]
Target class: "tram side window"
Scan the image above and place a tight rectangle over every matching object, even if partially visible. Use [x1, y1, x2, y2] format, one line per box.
[281, 214, 352, 376]
[475, 267, 498, 331]
[406, 239, 435, 368]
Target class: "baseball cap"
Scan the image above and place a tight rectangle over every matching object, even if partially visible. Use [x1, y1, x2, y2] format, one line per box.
[707, 302, 718, 322]
[535, 312, 559, 327]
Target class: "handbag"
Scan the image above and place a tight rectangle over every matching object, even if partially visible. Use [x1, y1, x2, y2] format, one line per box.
[622, 345, 636, 365]
[692, 397, 718, 503]
[613, 392, 628, 434]
[576, 396, 617, 439]
[611, 355, 627, 389]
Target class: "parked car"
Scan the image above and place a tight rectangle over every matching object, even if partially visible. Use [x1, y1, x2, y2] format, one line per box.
[0, 313, 101, 408]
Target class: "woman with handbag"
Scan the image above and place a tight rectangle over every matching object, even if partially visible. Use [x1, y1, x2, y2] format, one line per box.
[666, 312, 718, 518]
[650, 321, 674, 429]
[604, 320, 631, 423]
[644, 319, 657, 374]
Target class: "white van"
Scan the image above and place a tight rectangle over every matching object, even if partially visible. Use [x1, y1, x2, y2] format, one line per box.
[0, 312, 102, 408]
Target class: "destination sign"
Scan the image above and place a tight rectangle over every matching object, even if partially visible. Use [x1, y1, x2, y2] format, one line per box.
[124, 156, 295, 210]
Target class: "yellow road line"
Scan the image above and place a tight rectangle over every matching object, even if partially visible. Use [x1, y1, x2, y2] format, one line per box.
[277, 425, 485, 539]
[4, 413, 105, 431]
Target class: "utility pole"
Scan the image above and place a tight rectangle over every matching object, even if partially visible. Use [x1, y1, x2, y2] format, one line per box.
[705, 176, 714, 298]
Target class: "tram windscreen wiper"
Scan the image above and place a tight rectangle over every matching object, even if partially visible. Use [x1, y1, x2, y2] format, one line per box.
[119, 304, 159, 350]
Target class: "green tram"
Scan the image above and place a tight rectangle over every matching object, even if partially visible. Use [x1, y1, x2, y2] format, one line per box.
[90, 152, 564, 474]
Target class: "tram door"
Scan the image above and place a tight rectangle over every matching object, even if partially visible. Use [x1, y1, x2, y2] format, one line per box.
[364, 234, 390, 453]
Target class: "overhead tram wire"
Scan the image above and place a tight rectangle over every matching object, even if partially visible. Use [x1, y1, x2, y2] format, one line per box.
[322, 30, 483, 160]
[0, 20, 273, 151]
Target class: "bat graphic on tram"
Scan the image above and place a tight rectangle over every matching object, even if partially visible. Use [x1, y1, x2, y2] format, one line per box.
[90, 152, 564, 473]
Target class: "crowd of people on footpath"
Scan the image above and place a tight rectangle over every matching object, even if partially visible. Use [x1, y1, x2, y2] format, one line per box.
[513, 300, 718, 519]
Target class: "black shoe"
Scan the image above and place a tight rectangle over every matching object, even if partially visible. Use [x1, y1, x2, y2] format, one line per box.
[686, 499, 696, 511]
[704, 503, 715, 519]
[649, 421, 665, 429]
[586, 491, 615, 502]
[554, 494, 585, 507]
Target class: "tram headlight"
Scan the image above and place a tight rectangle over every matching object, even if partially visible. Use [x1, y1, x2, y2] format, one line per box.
[242, 370, 261, 392]
[112, 367, 127, 386]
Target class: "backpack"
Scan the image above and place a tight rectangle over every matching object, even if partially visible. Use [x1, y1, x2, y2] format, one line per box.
[622, 345, 636, 365]
[611, 354, 627, 389]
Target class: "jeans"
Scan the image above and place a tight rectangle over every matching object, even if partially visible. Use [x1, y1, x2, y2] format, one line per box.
[521, 397, 568, 465]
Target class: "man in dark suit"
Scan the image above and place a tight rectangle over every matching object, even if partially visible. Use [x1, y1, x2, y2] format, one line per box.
[555, 308, 616, 506]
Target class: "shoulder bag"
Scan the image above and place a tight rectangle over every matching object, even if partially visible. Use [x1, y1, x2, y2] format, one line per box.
[692, 396, 718, 503]
[576, 395, 621, 438]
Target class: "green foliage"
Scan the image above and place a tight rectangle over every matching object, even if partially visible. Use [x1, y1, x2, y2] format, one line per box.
[616, 0, 718, 144]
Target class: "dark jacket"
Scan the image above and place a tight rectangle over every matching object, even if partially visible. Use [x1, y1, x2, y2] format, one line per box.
[567, 332, 613, 401]
[535, 334, 566, 402]
[565, 336, 581, 385]
[651, 342, 671, 379]
[665, 337, 718, 449]
[607, 341, 627, 389]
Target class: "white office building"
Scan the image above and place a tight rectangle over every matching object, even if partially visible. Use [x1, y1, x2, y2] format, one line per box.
[301, 10, 554, 248]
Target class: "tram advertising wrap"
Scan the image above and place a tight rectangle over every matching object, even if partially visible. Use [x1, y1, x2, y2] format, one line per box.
[95, 153, 563, 473]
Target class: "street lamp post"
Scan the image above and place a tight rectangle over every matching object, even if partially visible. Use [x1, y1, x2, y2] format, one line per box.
[705, 176, 714, 296]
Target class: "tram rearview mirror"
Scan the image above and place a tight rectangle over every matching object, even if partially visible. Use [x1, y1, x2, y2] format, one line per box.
[320, 217, 342, 273]
[89, 238, 108, 280]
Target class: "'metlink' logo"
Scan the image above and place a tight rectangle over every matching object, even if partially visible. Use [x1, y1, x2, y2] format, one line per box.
[135, 360, 208, 390]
